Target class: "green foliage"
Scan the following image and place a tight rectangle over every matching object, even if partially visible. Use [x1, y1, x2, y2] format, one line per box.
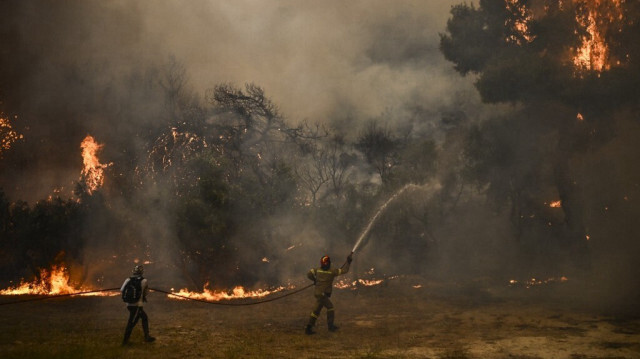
[174, 154, 232, 286]
[355, 121, 400, 185]
[475, 48, 566, 103]
[440, 0, 640, 279]
[395, 139, 437, 186]
[0, 190, 84, 282]
[442, 0, 640, 108]
[440, 2, 501, 75]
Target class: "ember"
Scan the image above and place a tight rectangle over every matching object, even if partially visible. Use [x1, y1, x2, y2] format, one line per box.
[0, 114, 23, 158]
[508, 276, 569, 289]
[549, 200, 562, 208]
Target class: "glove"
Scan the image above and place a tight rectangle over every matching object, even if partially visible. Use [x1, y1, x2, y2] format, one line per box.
[347, 254, 353, 263]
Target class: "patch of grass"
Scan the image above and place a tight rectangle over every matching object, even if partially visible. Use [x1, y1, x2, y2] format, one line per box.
[222, 342, 245, 359]
[2, 282, 640, 358]
[599, 341, 633, 349]
[355, 345, 384, 359]
[439, 347, 469, 359]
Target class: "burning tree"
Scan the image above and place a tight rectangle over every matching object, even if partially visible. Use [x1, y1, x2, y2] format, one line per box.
[79, 135, 112, 195]
[440, 0, 640, 104]
[440, 0, 640, 286]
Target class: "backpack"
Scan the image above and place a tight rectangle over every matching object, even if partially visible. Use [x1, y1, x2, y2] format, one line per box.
[121, 276, 143, 303]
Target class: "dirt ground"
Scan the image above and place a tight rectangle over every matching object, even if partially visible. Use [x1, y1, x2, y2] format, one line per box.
[1, 276, 639, 359]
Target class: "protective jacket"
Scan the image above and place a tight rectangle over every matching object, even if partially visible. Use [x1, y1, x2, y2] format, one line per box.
[120, 276, 148, 307]
[307, 262, 350, 297]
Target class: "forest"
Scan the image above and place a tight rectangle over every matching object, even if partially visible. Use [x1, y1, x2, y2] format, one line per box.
[0, 0, 639, 312]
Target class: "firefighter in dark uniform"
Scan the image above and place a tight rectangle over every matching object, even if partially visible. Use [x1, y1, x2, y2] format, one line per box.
[305, 253, 353, 334]
[121, 265, 155, 345]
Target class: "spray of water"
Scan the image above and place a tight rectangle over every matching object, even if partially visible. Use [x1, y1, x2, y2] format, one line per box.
[351, 183, 423, 253]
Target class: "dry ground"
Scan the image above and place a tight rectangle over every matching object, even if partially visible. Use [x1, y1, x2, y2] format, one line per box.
[1, 276, 639, 359]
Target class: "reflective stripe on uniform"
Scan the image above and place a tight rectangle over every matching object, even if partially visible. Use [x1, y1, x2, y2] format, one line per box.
[310, 312, 318, 318]
[327, 308, 335, 312]
[338, 269, 343, 275]
[316, 269, 333, 274]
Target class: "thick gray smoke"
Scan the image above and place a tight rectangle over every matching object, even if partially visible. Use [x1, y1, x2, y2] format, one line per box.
[2, 0, 637, 316]
[0, 0, 483, 286]
[0, 0, 475, 201]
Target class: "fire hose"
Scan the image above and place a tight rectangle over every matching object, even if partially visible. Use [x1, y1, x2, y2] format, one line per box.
[150, 284, 314, 306]
[150, 255, 349, 306]
[0, 255, 352, 307]
[0, 284, 314, 306]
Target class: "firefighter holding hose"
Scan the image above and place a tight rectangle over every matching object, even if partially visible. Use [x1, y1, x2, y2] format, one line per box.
[304, 253, 353, 334]
[121, 265, 156, 345]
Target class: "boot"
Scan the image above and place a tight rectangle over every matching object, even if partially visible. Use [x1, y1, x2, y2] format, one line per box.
[304, 325, 315, 335]
[306, 313, 318, 335]
[327, 310, 338, 332]
[122, 328, 132, 346]
[142, 317, 155, 342]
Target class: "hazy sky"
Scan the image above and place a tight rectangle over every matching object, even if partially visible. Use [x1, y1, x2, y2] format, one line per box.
[128, 0, 472, 122]
[1, 0, 481, 200]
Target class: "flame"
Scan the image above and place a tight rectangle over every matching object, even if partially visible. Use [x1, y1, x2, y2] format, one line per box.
[359, 279, 384, 286]
[577, 113, 585, 121]
[334, 279, 356, 289]
[549, 200, 562, 208]
[80, 135, 112, 194]
[335, 278, 385, 289]
[0, 115, 23, 158]
[573, 0, 623, 72]
[169, 282, 285, 302]
[501, 0, 623, 73]
[0, 266, 114, 296]
[574, 8, 607, 71]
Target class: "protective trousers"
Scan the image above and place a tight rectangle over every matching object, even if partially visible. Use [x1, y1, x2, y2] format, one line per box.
[122, 306, 150, 344]
[307, 294, 335, 327]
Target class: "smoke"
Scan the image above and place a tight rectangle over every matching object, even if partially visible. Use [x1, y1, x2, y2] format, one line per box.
[568, 113, 640, 312]
[3, 0, 637, 317]
[0, 0, 473, 201]
[0, 0, 474, 283]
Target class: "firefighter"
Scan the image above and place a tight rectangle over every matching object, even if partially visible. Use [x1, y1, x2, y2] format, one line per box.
[121, 265, 155, 345]
[305, 253, 353, 334]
